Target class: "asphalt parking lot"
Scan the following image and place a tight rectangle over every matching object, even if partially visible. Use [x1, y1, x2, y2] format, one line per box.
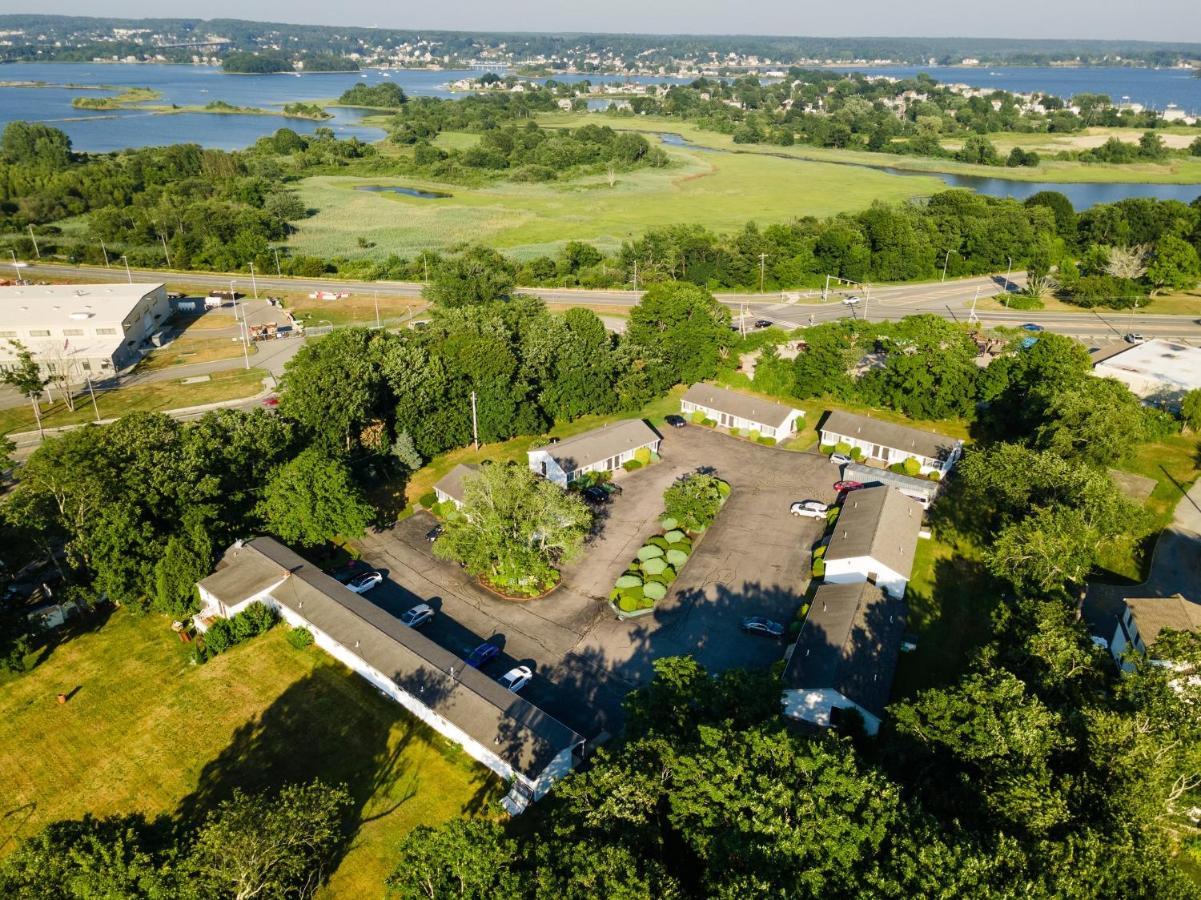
[355, 425, 836, 739]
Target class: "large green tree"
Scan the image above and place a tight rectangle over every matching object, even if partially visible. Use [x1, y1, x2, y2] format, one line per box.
[424, 244, 516, 307]
[625, 281, 731, 388]
[257, 448, 373, 548]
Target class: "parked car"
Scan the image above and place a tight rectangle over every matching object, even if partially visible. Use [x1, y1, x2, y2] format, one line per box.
[347, 571, 383, 594]
[498, 665, 534, 693]
[754, 318, 774, 329]
[261, 395, 279, 407]
[581, 485, 610, 505]
[741, 616, 785, 638]
[1020, 323, 1044, 333]
[790, 500, 829, 518]
[842, 296, 861, 306]
[829, 453, 852, 466]
[425, 525, 443, 543]
[331, 563, 368, 584]
[466, 641, 501, 669]
[665, 414, 687, 428]
[1124, 332, 1146, 344]
[833, 480, 864, 494]
[400, 604, 434, 628]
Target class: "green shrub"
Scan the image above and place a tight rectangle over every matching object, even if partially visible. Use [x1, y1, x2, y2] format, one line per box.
[660, 565, 677, 583]
[849, 446, 864, 462]
[812, 558, 826, 578]
[716, 480, 731, 498]
[204, 619, 234, 655]
[888, 462, 906, 474]
[759, 436, 776, 446]
[648, 535, 671, 550]
[796, 602, 810, 620]
[643, 581, 668, 601]
[689, 410, 706, 424]
[927, 471, 942, 482]
[615, 574, 643, 589]
[663, 529, 686, 543]
[642, 556, 668, 576]
[619, 584, 645, 603]
[637, 544, 664, 561]
[286, 626, 314, 649]
[649, 451, 661, 462]
[826, 508, 840, 525]
[418, 491, 438, 508]
[666, 548, 689, 568]
[660, 516, 678, 531]
[702, 418, 718, 427]
[834, 441, 851, 456]
[813, 545, 826, 559]
[736, 427, 750, 437]
[902, 457, 922, 477]
[749, 430, 761, 442]
[820, 444, 835, 455]
[634, 446, 652, 464]
[1003, 292, 1044, 311]
[623, 459, 643, 471]
[617, 595, 640, 612]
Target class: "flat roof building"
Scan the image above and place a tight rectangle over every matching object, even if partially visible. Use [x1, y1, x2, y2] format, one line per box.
[1091, 339, 1201, 409]
[0, 282, 169, 382]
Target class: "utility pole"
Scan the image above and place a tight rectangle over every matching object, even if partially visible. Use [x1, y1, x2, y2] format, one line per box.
[121, 255, 132, 284]
[29, 392, 43, 439]
[273, 247, 282, 277]
[374, 290, 381, 328]
[85, 374, 100, 423]
[27, 225, 39, 259]
[864, 283, 871, 319]
[159, 232, 171, 267]
[758, 252, 767, 294]
[236, 294, 251, 370]
[100, 239, 110, 268]
[822, 273, 831, 302]
[1004, 256, 1013, 295]
[249, 262, 258, 299]
[470, 391, 479, 450]
[632, 258, 639, 291]
[968, 286, 981, 324]
[740, 300, 747, 338]
[941, 249, 952, 282]
[423, 254, 430, 284]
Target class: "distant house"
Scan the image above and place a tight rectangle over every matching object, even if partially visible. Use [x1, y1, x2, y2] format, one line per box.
[433, 463, 479, 509]
[195, 538, 584, 815]
[823, 486, 923, 599]
[1091, 339, 1201, 410]
[841, 461, 939, 509]
[527, 419, 661, 487]
[781, 581, 907, 735]
[820, 410, 963, 476]
[1083, 592, 1201, 669]
[680, 383, 803, 440]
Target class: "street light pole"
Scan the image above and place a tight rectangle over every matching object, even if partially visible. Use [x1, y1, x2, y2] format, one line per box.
[27, 224, 39, 259]
[249, 262, 258, 299]
[120, 255, 131, 284]
[941, 249, 952, 282]
[100, 239, 110, 268]
[85, 374, 100, 423]
[758, 252, 767, 294]
[273, 247, 282, 277]
[374, 290, 381, 329]
[969, 286, 981, 324]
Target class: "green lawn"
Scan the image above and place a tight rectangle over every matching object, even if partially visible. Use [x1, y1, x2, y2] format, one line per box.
[0, 610, 500, 897]
[0, 368, 269, 436]
[288, 140, 946, 261]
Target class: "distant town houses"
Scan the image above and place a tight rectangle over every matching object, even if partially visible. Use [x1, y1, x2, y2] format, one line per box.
[527, 419, 661, 486]
[820, 410, 963, 477]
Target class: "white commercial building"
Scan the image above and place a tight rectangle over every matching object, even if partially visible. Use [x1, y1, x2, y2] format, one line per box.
[823, 486, 923, 600]
[0, 282, 169, 382]
[1091, 339, 1201, 410]
[196, 538, 585, 815]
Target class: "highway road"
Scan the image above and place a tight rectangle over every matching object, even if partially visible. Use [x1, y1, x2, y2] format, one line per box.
[16, 261, 1201, 343]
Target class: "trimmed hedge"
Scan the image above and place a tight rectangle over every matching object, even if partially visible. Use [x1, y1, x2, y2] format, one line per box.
[418, 491, 438, 509]
[834, 441, 851, 456]
[689, 410, 707, 424]
[850, 446, 864, 462]
[660, 516, 678, 531]
[634, 446, 652, 464]
[758, 436, 777, 446]
[200, 601, 277, 661]
[902, 457, 922, 477]
[820, 444, 835, 455]
[623, 459, 643, 471]
[286, 626, 314, 649]
[637, 544, 664, 561]
[812, 558, 826, 577]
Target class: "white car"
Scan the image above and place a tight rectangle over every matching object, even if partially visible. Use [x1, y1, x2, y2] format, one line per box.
[498, 665, 534, 693]
[400, 603, 434, 628]
[829, 453, 852, 466]
[790, 500, 829, 519]
[347, 571, 383, 594]
[842, 295, 861, 306]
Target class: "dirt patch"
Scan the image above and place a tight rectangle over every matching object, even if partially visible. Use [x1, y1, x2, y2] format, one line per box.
[1109, 467, 1158, 504]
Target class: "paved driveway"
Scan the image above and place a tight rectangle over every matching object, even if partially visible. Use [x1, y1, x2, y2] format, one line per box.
[355, 425, 835, 739]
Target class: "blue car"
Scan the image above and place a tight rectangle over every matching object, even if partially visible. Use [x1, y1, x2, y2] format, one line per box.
[466, 641, 500, 669]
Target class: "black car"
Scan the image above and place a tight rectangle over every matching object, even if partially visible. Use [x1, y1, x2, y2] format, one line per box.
[664, 414, 687, 428]
[741, 616, 786, 638]
[754, 319, 773, 329]
[425, 525, 443, 542]
[581, 485, 610, 505]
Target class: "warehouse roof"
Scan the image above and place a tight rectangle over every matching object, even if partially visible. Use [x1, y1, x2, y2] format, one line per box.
[202, 538, 584, 778]
[682, 383, 800, 429]
[783, 581, 907, 718]
[532, 419, 659, 473]
[0, 283, 164, 328]
[825, 486, 923, 580]
[1093, 340, 1201, 391]
[821, 410, 960, 462]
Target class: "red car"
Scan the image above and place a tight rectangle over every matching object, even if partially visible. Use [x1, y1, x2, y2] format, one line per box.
[262, 395, 279, 407]
[833, 480, 864, 494]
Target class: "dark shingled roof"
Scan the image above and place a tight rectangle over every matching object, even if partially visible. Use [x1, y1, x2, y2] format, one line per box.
[825, 486, 923, 581]
[681, 383, 799, 429]
[1126, 596, 1201, 647]
[821, 410, 960, 462]
[202, 538, 583, 778]
[433, 463, 479, 504]
[783, 581, 907, 718]
[533, 419, 659, 473]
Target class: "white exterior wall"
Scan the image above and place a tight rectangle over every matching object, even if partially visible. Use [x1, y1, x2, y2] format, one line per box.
[433, 487, 463, 508]
[529, 441, 660, 486]
[820, 428, 960, 476]
[823, 556, 908, 600]
[780, 687, 882, 735]
[528, 449, 570, 486]
[681, 399, 801, 438]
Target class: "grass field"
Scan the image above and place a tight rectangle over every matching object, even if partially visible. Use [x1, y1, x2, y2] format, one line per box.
[138, 334, 257, 371]
[536, 114, 1201, 185]
[0, 367, 268, 436]
[0, 610, 499, 896]
[287, 294, 425, 328]
[289, 140, 947, 260]
[981, 288, 1201, 317]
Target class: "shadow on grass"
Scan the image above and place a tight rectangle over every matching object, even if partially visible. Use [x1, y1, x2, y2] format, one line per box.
[23, 602, 115, 674]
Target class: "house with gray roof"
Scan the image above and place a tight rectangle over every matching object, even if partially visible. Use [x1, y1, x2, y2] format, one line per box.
[527, 419, 661, 486]
[1084, 592, 1201, 670]
[781, 581, 907, 736]
[195, 537, 584, 815]
[433, 463, 479, 508]
[820, 410, 963, 476]
[681, 383, 803, 440]
[823, 486, 923, 599]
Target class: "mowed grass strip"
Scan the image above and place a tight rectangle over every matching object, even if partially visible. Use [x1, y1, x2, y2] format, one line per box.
[0, 611, 500, 896]
[0, 367, 268, 436]
[138, 334, 258, 371]
[289, 141, 945, 261]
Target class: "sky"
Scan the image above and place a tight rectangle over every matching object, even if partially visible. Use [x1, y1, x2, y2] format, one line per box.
[19, 1, 1201, 44]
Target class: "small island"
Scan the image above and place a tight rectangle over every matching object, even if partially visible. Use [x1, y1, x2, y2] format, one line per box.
[70, 86, 161, 109]
[336, 82, 407, 109]
[222, 50, 359, 74]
